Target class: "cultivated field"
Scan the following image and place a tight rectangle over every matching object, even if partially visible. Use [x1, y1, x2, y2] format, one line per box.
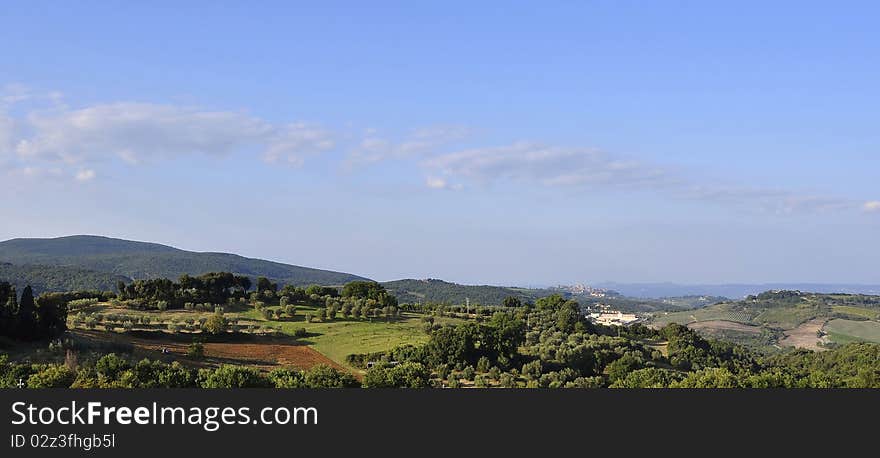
[824, 319, 880, 345]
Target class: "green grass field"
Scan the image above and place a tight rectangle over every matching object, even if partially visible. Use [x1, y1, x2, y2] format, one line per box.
[238, 305, 444, 365]
[824, 319, 880, 345]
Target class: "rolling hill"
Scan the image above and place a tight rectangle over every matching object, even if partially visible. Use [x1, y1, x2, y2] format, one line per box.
[0, 235, 368, 289]
[381, 278, 557, 306]
[649, 290, 880, 349]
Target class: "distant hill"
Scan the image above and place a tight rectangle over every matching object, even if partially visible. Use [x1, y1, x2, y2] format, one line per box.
[382, 279, 560, 306]
[598, 282, 880, 299]
[0, 262, 129, 294]
[650, 290, 880, 349]
[0, 235, 368, 288]
[380, 278, 704, 312]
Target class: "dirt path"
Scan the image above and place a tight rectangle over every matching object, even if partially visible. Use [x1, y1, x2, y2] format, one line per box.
[779, 318, 827, 351]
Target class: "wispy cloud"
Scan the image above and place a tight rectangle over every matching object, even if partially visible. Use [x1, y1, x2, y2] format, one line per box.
[262, 122, 335, 166]
[1, 83, 64, 109]
[2, 84, 875, 214]
[422, 141, 674, 189]
[74, 169, 96, 182]
[425, 176, 462, 191]
[345, 125, 472, 168]
[15, 103, 274, 164]
[15, 103, 334, 166]
[419, 141, 869, 214]
[0, 113, 13, 153]
[1, 88, 336, 180]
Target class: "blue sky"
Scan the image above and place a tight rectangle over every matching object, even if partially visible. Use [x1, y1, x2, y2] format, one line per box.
[1, 1, 879, 285]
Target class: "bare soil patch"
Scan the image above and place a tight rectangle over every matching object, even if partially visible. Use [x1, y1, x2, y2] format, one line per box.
[779, 318, 827, 351]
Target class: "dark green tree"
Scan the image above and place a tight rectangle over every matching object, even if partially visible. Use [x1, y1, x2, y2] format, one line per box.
[16, 285, 38, 340]
[502, 296, 522, 308]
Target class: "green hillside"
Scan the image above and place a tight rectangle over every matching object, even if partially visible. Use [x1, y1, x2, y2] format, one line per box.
[0, 235, 368, 287]
[0, 262, 129, 294]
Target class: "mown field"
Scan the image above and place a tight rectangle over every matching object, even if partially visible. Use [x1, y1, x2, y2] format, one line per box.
[832, 305, 880, 320]
[236, 305, 456, 365]
[824, 319, 880, 345]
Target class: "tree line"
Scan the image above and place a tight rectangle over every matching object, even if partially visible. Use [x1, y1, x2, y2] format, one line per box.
[0, 353, 359, 388]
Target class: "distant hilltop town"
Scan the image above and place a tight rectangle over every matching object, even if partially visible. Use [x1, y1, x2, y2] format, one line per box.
[552, 283, 620, 298]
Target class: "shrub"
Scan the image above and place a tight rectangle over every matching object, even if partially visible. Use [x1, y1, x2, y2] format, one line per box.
[269, 368, 306, 388]
[198, 365, 270, 388]
[499, 373, 517, 388]
[187, 340, 205, 359]
[28, 366, 75, 388]
[462, 365, 476, 381]
[202, 312, 228, 335]
[304, 365, 359, 388]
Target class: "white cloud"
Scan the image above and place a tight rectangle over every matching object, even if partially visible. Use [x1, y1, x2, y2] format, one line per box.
[425, 177, 448, 189]
[1, 83, 65, 109]
[263, 122, 335, 166]
[74, 169, 96, 182]
[1, 85, 873, 216]
[410, 125, 472, 142]
[15, 103, 273, 164]
[425, 176, 463, 190]
[419, 141, 868, 214]
[345, 125, 472, 167]
[1, 95, 337, 179]
[3, 165, 63, 179]
[0, 113, 13, 153]
[1, 83, 32, 106]
[422, 141, 673, 189]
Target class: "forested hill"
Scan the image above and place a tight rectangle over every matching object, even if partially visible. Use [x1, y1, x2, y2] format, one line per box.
[0, 263, 129, 294]
[0, 235, 368, 288]
[381, 279, 561, 305]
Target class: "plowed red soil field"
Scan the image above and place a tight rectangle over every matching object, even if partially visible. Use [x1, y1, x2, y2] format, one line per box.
[72, 329, 345, 371]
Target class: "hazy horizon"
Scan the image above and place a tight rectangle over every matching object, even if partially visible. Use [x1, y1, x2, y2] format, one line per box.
[3, 2, 879, 286]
